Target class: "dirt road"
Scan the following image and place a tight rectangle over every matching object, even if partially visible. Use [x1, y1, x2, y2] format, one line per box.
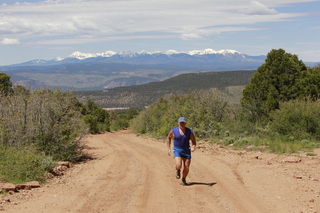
[1, 130, 320, 212]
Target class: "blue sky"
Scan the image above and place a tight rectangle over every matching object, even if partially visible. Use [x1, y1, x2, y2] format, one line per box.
[0, 0, 319, 66]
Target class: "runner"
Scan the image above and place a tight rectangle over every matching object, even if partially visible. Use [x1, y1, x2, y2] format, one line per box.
[166, 117, 197, 186]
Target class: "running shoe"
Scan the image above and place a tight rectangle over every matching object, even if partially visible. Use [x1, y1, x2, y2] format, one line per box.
[176, 170, 181, 179]
[181, 178, 187, 186]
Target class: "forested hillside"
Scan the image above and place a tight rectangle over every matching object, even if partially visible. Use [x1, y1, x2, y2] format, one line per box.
[74, 70, 256, 109]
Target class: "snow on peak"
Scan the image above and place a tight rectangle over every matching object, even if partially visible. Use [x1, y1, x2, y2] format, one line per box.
[67, 51, 116, 60]
[137, 50, 151, 55]
[165, 50, 180, 55]
[217, 49, 240, 55]
[118, 51, 137, 57]
[67, 51, 91, 60]
[65, 48, 242, 60]
[188, 49, 240, 55]
[102, 51, 116, 57]
[54, 57, 64, 61]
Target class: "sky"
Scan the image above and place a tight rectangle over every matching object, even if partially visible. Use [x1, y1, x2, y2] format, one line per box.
[0, 0, 319, 66]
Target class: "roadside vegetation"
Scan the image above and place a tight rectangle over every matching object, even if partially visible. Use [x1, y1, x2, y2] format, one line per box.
[0, 75, 110, 184]
[130, 49, 320, 154]
[109, 107, 139, 131]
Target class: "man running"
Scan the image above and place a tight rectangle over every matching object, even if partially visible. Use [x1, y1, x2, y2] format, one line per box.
[166, 117, 197, 186]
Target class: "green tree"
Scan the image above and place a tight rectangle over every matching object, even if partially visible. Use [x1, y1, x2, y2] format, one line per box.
[240, 49, 307, 124]
[298, 65, 320, 100]
[86, 98, 99, 112]
[110, 107, 139, 131]
[0, 73, 12, 96]
[82, 99, 110, 133]
[126, 107, 139, 120]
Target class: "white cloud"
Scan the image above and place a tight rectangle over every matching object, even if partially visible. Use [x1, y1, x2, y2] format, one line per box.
[1, 38, 20, 45]
[0, 0, 314, 45]
[241, 1, 278, 15]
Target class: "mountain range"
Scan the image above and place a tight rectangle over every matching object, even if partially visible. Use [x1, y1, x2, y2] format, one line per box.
[3, 48, 265, 67]
[0, 48, 305, 90]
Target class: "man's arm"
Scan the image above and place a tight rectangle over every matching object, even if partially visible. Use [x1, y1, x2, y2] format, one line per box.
[190, 132, 197, 152]
[166, 130, 173, 156]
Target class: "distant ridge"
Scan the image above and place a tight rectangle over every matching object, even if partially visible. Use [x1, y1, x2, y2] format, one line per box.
[74, 70, 257, 109]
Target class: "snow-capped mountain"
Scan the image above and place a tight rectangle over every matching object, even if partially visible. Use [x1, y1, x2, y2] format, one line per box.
[2, 48, 264, 71]
[1, 48, 267, 91]
[38, 48, 262, 68]
[66, 51, 117, 60]
[64, 48, 244, 60]
[1, 48, 317, 91]
[6, 48, 265, 68]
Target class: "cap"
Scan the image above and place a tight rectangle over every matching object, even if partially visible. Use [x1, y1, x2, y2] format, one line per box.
[178, 117, 187, 123]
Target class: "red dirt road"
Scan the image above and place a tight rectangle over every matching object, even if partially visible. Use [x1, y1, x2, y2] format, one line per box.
[1, 130, 320, 212]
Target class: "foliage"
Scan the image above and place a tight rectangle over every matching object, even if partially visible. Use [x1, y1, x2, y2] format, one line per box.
[0, 73, 12, 96]
[269, 99, 320, 140]
[0, 87, 88, 162]
[240, 49, 307, 125]
[110, 107, 139, 131]
[79, 99, 110, 134]
[0, 145, 55, 183]
[298, 66, 320, 100]
[130, 89, 233, 138]
[0, 76, 111, 183]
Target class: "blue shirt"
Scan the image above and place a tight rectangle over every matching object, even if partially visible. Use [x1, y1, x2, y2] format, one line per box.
[172, 127, 192, 149]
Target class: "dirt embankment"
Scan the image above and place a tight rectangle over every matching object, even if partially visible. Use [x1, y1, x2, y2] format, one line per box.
[1, 130, 319, 213]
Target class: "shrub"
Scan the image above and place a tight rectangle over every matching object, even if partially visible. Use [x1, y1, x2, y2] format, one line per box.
[0, 145, 52, 183]
[111, 119, 129, 131]
[269, 99, 320, 140]
[81, 99, 110, 133]
[130, 89, 233, 138]
[0, 87, 88, 162]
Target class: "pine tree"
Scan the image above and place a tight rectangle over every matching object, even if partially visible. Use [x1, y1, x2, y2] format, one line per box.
[240, 49, 307, 124]
[0, 73, 12, 96]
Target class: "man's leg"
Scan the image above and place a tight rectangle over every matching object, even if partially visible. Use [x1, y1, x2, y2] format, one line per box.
[181, 158, 191, 185]
[175, 157, 182, 179]
[182, 158, 191, 178]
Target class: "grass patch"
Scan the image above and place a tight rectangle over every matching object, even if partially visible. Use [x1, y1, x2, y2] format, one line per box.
[268, 140, 301, 154]
[209, 135, 318, 155]
[0, 145, 56, 184]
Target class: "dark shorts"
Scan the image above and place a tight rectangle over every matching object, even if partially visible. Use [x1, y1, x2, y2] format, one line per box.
[173, 147, 191, 159]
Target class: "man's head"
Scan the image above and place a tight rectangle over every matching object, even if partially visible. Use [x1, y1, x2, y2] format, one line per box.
[178, 117, 187, 127]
